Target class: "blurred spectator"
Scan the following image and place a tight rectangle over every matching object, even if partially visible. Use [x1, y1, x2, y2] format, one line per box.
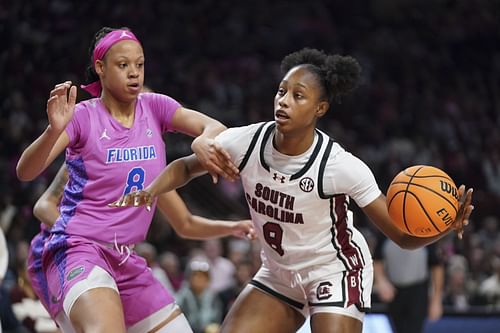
[0, 227, 7, 282]
[158, 251, 184, 292]
[478, 256, 500, 308]
[482, 151, 500, 196]
[176, 260, 223, 333]
[201, 239, 235, 293]
[218, 260, 254, 319]
[9, 259, 58, 333]
[0, 228, 29, 333]
[0, 286, 30, 333]
[443, 255, 472, 312]
[226, 238, 251, 266]
[477, 216, 499, 251]
[135, 242, 175, 294]
[0, 196, 17, 233]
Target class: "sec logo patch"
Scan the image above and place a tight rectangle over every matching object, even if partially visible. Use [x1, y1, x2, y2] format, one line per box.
[299, 177, 314, 192]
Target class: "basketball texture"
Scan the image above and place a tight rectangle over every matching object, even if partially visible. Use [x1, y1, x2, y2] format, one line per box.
[386, 165, 460, 237]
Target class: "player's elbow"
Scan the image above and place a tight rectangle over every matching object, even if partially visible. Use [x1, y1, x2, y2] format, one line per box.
[16, 165, 35, 182]
[32, 199, 46, 221]
[169, 216, 193, 239]
[392, 235, 421, 250]
[174, 226, 195, 239]
[398, 243, 419, 250]
[172, 223, 188, 238]
[176, 217, 203, 239]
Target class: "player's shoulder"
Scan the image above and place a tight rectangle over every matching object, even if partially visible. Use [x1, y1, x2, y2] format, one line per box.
[215, 122, 270, 165]
[73, 98, 99, 120]
[76, 98, 98, 111]
[316, 130, 372, 175]
[326, 148, 369, 173]
[316, 128, 349, 161]
[138, 91, 159, 100]
[233, 121, 269, 133]
[137, 92, 179, 105]
[217, 121, 269, 141]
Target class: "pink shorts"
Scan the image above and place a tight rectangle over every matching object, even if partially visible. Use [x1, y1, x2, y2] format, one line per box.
[28, 233, 174, 327]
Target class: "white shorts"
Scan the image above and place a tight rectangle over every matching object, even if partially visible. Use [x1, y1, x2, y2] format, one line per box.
[250, 258, 373, 322]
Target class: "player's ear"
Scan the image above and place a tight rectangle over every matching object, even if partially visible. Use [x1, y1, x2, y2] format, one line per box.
[95, 60, 104, 76]
[315, 101, 329, 118]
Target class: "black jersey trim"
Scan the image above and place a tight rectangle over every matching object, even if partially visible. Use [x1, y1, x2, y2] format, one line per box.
[258, 123, 276, 172]
[318, 137, 334, 199]
[259, 125, 325, 179]
[249, 280, 305, 310]
[308, 301, 345, 307]
[238, 122, 267, 172]
[307, 301, 370, 313]
[341, 270, 347, 307]
[290, 129, 323, 181]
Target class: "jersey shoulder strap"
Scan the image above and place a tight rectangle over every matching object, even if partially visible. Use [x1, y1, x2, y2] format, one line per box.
[238, 122, 271, 172]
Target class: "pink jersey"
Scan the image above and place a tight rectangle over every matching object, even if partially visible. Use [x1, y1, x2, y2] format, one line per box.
[50, 92, 179, 245]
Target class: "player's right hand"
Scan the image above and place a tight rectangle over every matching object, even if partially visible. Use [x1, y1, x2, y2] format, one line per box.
[108, 190, 154, 211]
[230, 220, 257, 240]
[191, 137, 239, 184]
[46, 81, 77, 133]
[450, 185, 474, 240]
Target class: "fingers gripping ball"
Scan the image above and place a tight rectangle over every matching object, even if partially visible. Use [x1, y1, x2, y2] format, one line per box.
[386, 165, 460, 237]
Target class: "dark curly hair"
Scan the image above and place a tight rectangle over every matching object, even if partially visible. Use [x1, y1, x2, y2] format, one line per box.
[83, 27, 131, 85]
[280, 48, 361, 104]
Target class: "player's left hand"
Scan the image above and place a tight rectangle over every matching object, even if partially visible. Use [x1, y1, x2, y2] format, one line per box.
[230, 220, 257, 240]
[108, 190, 154, 211]
[46, 81, 77, 134]
[450, 185, 474, 240]
[191, 137, 239, 184]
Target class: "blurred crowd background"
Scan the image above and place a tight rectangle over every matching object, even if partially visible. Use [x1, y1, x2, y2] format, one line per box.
[1, 0, 500, 332]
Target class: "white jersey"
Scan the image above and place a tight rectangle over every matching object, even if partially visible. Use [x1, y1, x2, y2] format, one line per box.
[216, 122, 381, 272]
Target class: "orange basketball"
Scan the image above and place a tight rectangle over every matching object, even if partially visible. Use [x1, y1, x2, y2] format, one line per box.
[386, 165, 460, 237]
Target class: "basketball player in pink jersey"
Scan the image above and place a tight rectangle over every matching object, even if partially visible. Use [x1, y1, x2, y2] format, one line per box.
[113, 48, 474, 333]
[29, 165, 255, 333]
[16, 27, 247, 333]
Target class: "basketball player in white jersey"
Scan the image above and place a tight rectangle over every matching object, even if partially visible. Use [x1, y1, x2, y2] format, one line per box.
[113, 48, 474, 333]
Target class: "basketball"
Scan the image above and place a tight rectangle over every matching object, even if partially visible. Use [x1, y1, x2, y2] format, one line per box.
[386, 165, 460, 237]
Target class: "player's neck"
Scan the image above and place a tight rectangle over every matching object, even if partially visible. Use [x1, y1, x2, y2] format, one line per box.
[273, 131, 315, 156]
[100, 94, 136, 128]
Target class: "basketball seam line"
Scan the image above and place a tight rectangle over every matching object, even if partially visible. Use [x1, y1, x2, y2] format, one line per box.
[401, 166, 424, 234]
[405, 191, 443, 233]
[388, 182, 458, 214]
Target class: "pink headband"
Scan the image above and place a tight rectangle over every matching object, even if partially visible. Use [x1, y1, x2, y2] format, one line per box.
[80, 30, 141, 97]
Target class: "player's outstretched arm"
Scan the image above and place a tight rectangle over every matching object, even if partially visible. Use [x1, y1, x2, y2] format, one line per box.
[108, 155, 256, 239]
[38, 160, 253, 240]
[157, 191, 256, 240]
[109, 154, 205, 210]
[363, 185, 473, 249]
[147, 154, 205, 197]
[33, 164, 68, 227]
